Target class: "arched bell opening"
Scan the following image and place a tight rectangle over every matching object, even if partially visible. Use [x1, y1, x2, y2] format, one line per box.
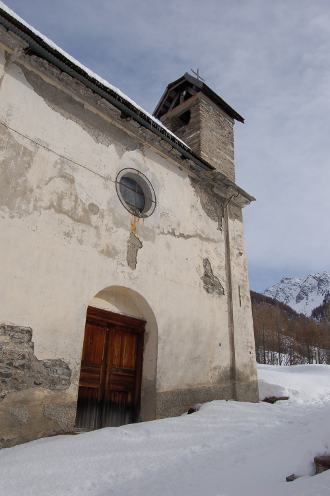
[75, 286, 158, 431]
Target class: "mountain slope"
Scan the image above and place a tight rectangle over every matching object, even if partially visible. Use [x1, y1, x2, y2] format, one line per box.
[264, 272, 330, 316]
[312, 296, 330, 324]
[251, 290, 330, 365]
[251, 291, 300, 366]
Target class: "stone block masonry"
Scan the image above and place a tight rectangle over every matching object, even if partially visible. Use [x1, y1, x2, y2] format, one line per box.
[0, 325, 71, 397]
[0, 325, 72, 447]
[160, 93, 235, 181]
[199, 94, 235, 182]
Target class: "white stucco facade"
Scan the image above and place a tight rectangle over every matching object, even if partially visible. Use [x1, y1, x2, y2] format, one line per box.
[0, 14, 258, 447]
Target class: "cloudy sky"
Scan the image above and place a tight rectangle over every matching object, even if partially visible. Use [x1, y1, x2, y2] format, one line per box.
[3, 0, 330, 291]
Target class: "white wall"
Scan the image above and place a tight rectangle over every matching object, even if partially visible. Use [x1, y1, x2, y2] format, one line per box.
[0, 41, 257, 443]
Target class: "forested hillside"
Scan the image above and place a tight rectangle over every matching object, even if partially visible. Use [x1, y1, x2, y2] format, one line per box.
[251, 291, 330, 365]
[311, 296, 330, 325]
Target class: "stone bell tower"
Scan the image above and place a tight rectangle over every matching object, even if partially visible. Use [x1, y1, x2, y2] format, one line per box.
[153, 72, 244, 182]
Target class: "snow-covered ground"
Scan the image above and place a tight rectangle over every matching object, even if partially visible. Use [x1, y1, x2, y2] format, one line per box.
[1, 365, 330, 496]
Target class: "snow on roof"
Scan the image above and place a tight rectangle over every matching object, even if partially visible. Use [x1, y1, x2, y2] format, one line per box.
[0, 1, 189, 148]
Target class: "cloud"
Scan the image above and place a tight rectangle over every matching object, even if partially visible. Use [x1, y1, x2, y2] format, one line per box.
[4, 0, 330, 291]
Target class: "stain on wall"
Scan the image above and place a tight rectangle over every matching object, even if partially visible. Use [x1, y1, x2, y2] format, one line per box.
[0, 125, 35, 216]
[0, 388, 76, 448]
[21, 66, 139, 152]
[159, 227, 217, 244]
[41, 172, 95, 226]
[201, 258, 225, 296]
[42, 403, 74, 431]
[0, 324, 71, 400]
[127, 232, 143, 270]
[0, 125, 105, 235]
[156, 381, 232, 418]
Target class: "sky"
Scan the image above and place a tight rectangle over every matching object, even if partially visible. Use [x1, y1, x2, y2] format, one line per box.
[2, 0, 330, 291]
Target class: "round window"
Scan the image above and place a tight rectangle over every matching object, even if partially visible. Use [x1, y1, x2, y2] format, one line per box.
[116, 168, 156, 218]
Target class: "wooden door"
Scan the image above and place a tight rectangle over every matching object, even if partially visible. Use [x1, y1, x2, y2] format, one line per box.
[75, 307, 145, 431]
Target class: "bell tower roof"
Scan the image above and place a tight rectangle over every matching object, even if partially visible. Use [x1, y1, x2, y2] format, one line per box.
[153, 72, 244, 123]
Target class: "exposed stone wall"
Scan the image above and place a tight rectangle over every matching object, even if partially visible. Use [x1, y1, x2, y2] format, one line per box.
[0, 325, 73, 447]
[0, 325, 71, 396]
[199, 94, 235, 181]
[189, 177, 224, 231]
[160, 93, 235, 181]
[201, 258, 225, 296]
[126, 232, 143, 270]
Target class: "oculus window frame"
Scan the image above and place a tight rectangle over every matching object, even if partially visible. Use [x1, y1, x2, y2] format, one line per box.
[116, 168, 156, 218]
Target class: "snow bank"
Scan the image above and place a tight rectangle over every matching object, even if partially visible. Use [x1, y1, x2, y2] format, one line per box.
[0, 365, 329, 496]
[258, 364, 330, 404]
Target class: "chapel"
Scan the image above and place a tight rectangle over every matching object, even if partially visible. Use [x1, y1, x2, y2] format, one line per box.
[0, 4, 258, 447]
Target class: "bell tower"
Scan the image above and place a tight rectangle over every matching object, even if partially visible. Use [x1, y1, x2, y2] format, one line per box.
[153, 73, 244, 182]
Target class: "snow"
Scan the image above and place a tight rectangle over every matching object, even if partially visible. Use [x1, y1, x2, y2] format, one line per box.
[265, 272, 330, 316]
[258, 363, 330, 404]
[0, 1, 189, 148]
[0, 364, 330, 496]
[0, 3, 329, 491]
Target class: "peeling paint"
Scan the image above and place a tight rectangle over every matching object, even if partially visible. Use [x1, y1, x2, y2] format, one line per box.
[0, 51, 8, 89]
[228, 202, 243, 221]
[0, 50, 25, 89]
[0, 125, 35, 215]
[201, 258, 225, 296]
[99, 243, 120, 259]
[88, 202, 99, 215]
[159, 228, 217, 243]
[40, 173, 94, 226]
[190, 178, 224, 230]
[127, 232, 143, 269]
[0, 126, 101, 230]
[21, 66, 139, 152]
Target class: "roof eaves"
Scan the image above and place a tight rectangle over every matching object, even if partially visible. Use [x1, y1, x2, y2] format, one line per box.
[0, 3, 253, 204]
[0, 4, 189, 147]
[154, 71, 244, 123]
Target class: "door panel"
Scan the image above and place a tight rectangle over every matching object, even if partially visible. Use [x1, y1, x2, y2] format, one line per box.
[109, 329, 137, 369]
[75, 323, 107, 430]
[122, 332, 137, 369]
[75, 387, 100, 431]
[82, 323, 107, 366]
[75, 308, 145, 431]
[102, 328, 140, 427]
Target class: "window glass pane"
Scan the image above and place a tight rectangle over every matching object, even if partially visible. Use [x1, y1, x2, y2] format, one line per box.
[119, 176, 145, 212]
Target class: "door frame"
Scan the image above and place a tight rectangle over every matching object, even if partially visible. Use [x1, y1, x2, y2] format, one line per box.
[77, 306, 146, 427]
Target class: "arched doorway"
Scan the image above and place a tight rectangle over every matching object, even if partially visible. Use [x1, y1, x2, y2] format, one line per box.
[75, 286, 157, 430]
